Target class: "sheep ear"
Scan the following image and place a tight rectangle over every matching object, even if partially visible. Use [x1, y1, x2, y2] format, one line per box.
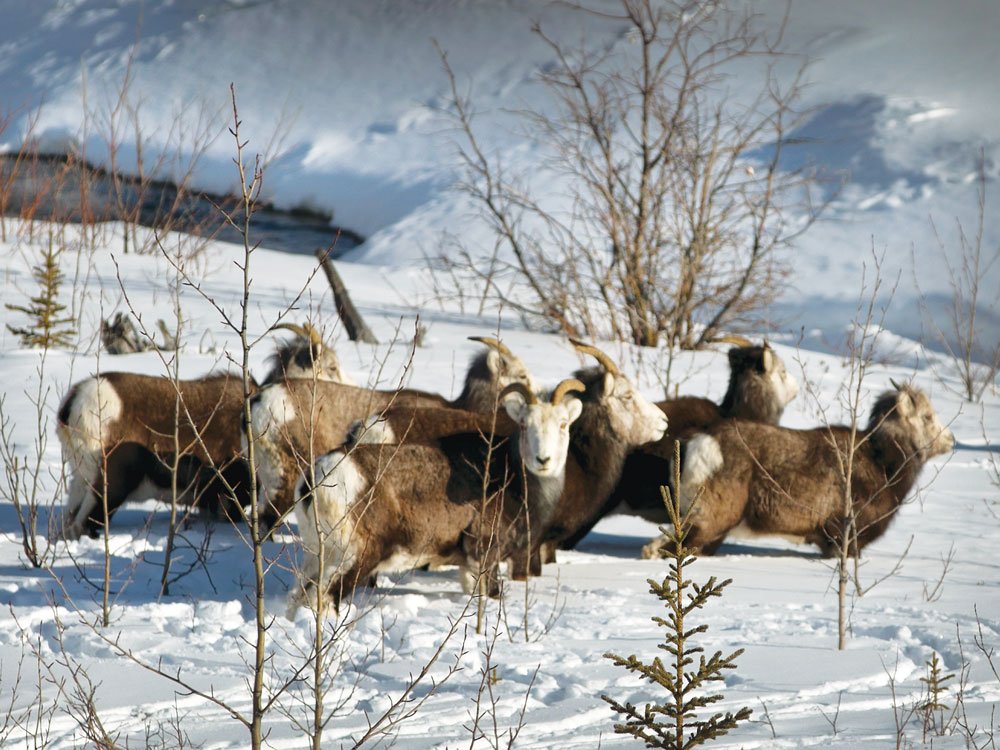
[602, 371, 616, 396]
[485, 348, 503, 375]
[564, 397, 583, 424]
[502, 392, 527, 421]
[762, 346, 774, 372]
[895, 388, 914, 416]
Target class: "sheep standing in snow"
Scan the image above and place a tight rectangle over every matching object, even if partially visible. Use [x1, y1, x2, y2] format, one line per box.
[287, 378, 586, 614]
[57, 323, 347, 539]
[558, 340, 799, 548]
[641, 383, 954, 558]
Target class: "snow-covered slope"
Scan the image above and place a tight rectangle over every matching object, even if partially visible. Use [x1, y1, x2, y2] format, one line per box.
[0, 1, 998, 747]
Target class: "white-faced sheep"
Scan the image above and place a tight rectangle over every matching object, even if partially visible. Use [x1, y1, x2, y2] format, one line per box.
[641, 382, 954, 558]
[56, 323, 347, 539]
[509, 340, 670, 578]
[558, 341, 799, 548]
[286, 378, 586, 615]
[249, 337, 536, 528]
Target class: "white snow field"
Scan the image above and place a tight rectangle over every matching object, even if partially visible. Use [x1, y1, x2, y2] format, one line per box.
[1, 1, 998, 748]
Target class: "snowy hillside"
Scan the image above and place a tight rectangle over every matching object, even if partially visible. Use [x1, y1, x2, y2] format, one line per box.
[0, 1, 998, 748]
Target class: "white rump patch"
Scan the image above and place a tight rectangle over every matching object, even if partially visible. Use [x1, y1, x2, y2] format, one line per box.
[58, 377, 123, 539]
[680, 434, 723, 512]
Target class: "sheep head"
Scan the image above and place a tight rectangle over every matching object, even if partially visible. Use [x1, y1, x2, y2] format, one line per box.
[570, 339, 668, 446]
[501, 379, 585, 477]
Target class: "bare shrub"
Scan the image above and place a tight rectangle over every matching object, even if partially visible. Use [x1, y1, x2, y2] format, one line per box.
[437, 0, 827, 348]
[917, 151, 1000, 402]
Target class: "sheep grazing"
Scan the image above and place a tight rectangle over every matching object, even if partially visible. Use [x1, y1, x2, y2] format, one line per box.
[249, 336, 536, 527]
[56, 323, 349, 540]
[286, 378, 586, 615]
[558, 340, 799, 548]
[510, 340, 669, 578]
[641, 382, 954, 558]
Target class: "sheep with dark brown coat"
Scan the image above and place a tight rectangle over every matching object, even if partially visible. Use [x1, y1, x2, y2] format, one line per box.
[286, 378, 586, 615]
[57, 324, 350, 539]
[641, 383, 954, 558]
[249, 337, 536, 527]
[557, 341, 799, 548]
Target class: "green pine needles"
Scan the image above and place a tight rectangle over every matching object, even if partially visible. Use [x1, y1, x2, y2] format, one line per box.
[603, 441, 751, 749]
[5, 233, 76, 349]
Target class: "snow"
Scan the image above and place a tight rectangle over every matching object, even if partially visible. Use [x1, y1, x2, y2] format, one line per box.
[1, 1, 999, 747]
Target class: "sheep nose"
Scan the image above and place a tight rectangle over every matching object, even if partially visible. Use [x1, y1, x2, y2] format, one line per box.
[536, 455, 550, 468]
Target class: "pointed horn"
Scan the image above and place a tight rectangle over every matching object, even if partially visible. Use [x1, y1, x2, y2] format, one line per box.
[569, 338, 621, 376]
[889, 377, 904, 391]
[551, 378, 586, 405]
[499, 382, 537, 405]
[468, 336, 513, 357]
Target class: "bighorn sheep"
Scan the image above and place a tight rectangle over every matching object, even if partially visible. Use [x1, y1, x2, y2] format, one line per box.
[249, 337, 536, 527]
[559, 340, 799, 548]
[57, 323, 348, 539]
[641, 382, 954, 558]
[510, 340, 670, 578]
[287, 378, 586, 614]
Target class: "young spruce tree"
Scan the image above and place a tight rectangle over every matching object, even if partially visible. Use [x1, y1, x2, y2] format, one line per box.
[603, 442, 751, 748]
[6, 233, 76, 348]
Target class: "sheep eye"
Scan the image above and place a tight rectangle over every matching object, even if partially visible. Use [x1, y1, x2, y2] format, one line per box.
[560, 421, 568, 430]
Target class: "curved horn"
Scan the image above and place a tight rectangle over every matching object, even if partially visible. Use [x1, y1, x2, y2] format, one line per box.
[468, 335, 513, 357]
[713, 334, 754, 348]
[273, 322, 308, 338]
[551, 378, 586, 405]
[499, 382, 538, 405]
[569, 338, 621, 376]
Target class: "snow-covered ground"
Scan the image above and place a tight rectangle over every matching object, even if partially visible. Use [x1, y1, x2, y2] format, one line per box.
[1, 1, 998, 747]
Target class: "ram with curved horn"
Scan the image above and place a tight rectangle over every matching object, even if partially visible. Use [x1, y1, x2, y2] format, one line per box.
[557, 338, 800, 550]
[509, 339, 669, 578]
[249, 336, 538, 528]
[57, 322, 353, 539]
[288, 378, 586, 614]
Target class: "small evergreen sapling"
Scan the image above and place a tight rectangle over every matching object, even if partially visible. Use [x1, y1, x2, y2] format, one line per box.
[603, 442, 751, 748]
[918, 651, 955, 738]
[5, 233, 76, 348]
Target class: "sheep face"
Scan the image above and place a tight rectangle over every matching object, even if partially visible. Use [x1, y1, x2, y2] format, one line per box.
[285, 339, 354, 384]
[888, 386, 955, 459]
[600, 371, 669, 446]
[504, 394, 583, 477]
[266, 331, 354, 385]
[761, 345, 799, 408]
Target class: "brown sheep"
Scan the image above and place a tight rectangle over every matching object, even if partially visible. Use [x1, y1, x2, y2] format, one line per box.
[57, 323, 349, 539]
[249, 337, 536, 527]
[642, 383, 954, 558]
[557, 341, 799, 548]
[286, 379, 586, 614]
